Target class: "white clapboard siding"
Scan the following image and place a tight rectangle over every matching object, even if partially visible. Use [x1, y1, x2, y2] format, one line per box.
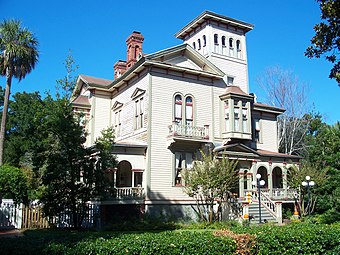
[257, 115, 279, 152]
[148, 71, 218, 200]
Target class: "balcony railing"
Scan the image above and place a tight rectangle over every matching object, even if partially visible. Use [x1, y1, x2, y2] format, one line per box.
[109, 187, 145, 200]
[168, 122, 209, 140]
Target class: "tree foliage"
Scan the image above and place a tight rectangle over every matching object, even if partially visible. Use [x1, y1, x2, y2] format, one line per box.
[183, 152, 238, 222]
[0, 19, 39, 165]
[0, 164, 30, 204]
[305, 0, 340, 86]
[56, 50, 79, 100]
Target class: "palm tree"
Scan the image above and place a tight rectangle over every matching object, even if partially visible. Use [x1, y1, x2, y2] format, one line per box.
[0, 20, 39, 165]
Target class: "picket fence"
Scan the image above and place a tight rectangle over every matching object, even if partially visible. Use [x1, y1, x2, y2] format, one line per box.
[0, 199, 100, 229]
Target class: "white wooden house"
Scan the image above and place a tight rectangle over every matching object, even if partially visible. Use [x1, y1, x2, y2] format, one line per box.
[72, 11, 300, 223]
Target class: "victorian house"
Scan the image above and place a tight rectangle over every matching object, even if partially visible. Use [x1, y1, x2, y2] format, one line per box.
[72, 11, 300, 223]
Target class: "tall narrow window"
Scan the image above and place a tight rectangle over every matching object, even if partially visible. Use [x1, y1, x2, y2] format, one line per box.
[135, 97, 144, 129]
[236, 40, 241, 58]
[114, 109, 122, 137]
[198, 39, 201, 50]
[202, 35, 206, 47]
[222, 36, 226, 46]
[214, 34, 218, 44]
[193, 42, 196, 49]
[224, 101, 229, 131]
[174, 95, 182, 124]
[185, 96, 193, 126]
[242, 108, 248, 133]
[255, 119, 261, 142]
[229, 38, 234, 57]
[175, 152, 193, 186]
[234, 100, 239, 131]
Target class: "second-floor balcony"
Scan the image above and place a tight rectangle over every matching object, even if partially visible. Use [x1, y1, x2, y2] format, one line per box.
[168, 122, 209, 140]
[107, 187, 145, 200]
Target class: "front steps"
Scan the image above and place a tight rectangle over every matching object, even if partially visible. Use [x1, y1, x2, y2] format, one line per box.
[247, 202, 276, 223]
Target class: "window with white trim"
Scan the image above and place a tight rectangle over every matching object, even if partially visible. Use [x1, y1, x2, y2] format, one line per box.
[198, 39, 201, 50]
[174, 152, 193, 186]
[134, 97, 144, 129]
[236, 40, 241, 58]
[242, 107, 248, 133]
[234, 100, 240, 131]
[203, 35, 206, 47]
[174, 94, 194, 126]
[227, 76, 234, 86]
[224, 101, 229, 131]
[254, 118, 261, 143]
[174, 94, 182, 124]
[193, 42, 196, 49]
[114, 109, 122, 137]
[185, 96, 193, 126]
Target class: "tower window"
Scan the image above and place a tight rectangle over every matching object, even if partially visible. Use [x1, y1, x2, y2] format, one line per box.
[214, 34, 218, 45]
[203, 35, 206, 47]
[229, 38, 233, 48]
[198, 39, 201, 50]
[222, 36, 226, 46]
[193, 42, 196, 49]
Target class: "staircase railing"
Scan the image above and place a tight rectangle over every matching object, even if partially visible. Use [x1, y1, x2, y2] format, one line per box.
[244, 190, 279, 220]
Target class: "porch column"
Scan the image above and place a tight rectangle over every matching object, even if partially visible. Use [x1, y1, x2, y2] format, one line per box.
[247, 172, 253, 190]
[250, 160, 257, 190]
[113, 168, 117, 188]
[239, 171, 245, 198]
[268, 161, 273, 198]
[283, 163, 288, 198]
[275, 202, 283, 224]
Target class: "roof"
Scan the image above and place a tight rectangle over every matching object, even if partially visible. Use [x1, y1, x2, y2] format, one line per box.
[253, 102, 285, 115]
[176, 10, 254, 40]
[225, 86, 250, 97]
[79, 74, 113, 87]
[257, 149, 302, 159]
[72, 95, 91, 107]
[214, 143, 302, 160]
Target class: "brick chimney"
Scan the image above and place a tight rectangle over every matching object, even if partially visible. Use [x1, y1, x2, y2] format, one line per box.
[113, 60, 127, 79]
[126, 31, 144, 69]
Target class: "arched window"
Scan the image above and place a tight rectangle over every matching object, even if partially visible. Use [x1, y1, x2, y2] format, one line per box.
[222, 36, 226, 46]
[134, 45, 140, 59]
[214, 34, 218, 45]
[198, 39, 201, 50]
[193, 42, 196, 49]
[236, 40, 241, 58]
[185, 96, 193, 126]
[229, 38, 233, 48]
[174, 95, 182, 124]
[229, 38, 234, 56]
[203, 35, 206, 47]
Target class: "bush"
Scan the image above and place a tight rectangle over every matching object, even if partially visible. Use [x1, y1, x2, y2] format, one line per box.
[45, 231, 236, 255]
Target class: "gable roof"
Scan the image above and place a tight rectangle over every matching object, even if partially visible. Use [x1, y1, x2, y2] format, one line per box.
[144, 44, 225, 77]
[176, 10, 254, 40]
[71, 95, 91, 108]
[73, 43, 225, 96]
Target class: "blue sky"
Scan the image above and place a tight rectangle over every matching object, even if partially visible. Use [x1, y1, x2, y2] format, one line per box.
[1, 0, 339, 124]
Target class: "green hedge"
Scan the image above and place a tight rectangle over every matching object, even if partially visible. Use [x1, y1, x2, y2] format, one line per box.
[233, 223, 340, 255]
[1, 223, 340, 255]
[46, 231, 236, 255]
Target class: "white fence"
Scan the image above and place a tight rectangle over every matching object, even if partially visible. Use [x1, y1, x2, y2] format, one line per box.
[0, 199, 100, 229]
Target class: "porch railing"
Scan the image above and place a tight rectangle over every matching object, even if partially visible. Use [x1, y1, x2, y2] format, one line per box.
[168, 123, 209, 140]
[112, 187, 145, 200]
